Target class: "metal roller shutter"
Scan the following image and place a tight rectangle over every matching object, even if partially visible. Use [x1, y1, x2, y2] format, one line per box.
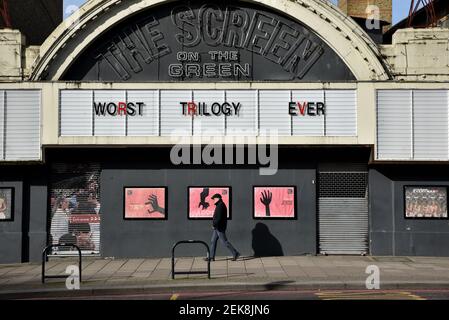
[193, 90, 226, 136]
[0, 91, 4, 160]
[225, 90, 258, 136]
[60, 90, 93, 136]
[4, 90, 41, 160]
[160, 90, 192, 136]
[93, 90, 126, 136]
[49, 163, 101, 256]
[413, 90, 448, 160]
[376, 90, 413, 160]
[318, 167, 369, 255]
[127, 90, 159, 136]
[291, 90, 325, 136]
[325, 90, 357, 136]
[259, 90, 291, 136]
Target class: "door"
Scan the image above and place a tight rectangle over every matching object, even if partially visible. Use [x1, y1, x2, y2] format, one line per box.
[318, 164, 369, 255]
[48, 162, 101, 255]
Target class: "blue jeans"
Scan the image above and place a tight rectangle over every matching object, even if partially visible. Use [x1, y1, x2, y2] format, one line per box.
[210, 229, 238, 259]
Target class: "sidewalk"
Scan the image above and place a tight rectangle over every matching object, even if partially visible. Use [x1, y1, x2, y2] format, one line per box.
[1, 255, 449, 298]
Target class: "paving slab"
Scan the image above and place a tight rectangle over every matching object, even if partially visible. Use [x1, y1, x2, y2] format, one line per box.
[1, 255, 449, 297]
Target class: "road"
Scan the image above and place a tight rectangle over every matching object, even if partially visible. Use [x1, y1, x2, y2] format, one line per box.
[18, 289, 449, 300]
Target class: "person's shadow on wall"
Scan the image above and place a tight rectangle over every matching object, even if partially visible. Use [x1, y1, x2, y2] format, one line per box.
[251, 223, 284, 257]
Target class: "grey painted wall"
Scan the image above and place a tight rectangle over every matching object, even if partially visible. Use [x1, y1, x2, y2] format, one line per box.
[369, 165, 449, 256]
[44, 146, 367, 259]
[27, 169, 49, 263]
[0, 166, 49, 263]
[100, 165, 317, 258]
[0, 146, 382, 263]
[3, 149, 449, 263]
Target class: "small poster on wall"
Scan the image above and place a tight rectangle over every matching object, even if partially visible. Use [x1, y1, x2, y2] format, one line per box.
[405, 186, 448, 219]
[124, 187, 167, 220]
[188, 187, 231, 219]
[0, 188, 14, 221]
[253, 186, 296, 219]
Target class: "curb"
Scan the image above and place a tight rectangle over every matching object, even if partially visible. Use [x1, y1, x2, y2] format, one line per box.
[2, 280, 449, 299]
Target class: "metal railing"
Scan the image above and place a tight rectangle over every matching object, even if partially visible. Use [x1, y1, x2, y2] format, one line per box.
[171, 240, 211, 280]
[42, 244, 82, 284]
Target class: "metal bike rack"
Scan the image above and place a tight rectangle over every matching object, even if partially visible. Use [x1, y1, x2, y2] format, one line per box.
[172, 240, 211, 279]
[42, 244, 82, 284]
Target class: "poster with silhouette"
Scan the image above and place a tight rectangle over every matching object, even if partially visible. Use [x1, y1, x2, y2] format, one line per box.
[253, 186, 296, 219]
[188, 187, 231, 219]
[0, 188, 13, 221]
[124, 187, 167, 219]
[405, 186, 448, 219]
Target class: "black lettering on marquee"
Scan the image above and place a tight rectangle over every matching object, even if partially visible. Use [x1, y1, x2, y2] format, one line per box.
[93, 102, 145, 116]
[288, 102, 296, 116]
[316, 102, 325, 116]
[307, 102, 316, 116]
[180, 101, 242, 116]
[289, 101, 326, 116]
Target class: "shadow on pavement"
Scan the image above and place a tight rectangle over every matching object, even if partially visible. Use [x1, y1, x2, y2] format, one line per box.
[264, 280, 295, 291]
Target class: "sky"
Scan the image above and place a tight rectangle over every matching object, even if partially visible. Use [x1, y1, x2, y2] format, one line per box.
[63, 0, 415, 24]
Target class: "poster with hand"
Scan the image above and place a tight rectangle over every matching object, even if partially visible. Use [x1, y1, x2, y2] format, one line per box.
[124, 187, 167, 219]
[189, 187, 231, 219]
[253, 186, 296, 219]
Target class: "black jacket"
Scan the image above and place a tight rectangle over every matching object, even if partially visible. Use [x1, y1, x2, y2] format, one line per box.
[212, 199, 227, 232]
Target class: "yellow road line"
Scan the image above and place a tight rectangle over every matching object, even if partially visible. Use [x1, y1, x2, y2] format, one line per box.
[316, 291, 426, 300]
[316, 291, 404, 296]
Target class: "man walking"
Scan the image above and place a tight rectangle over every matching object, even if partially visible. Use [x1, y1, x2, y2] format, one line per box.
[205, 193, 240, 262]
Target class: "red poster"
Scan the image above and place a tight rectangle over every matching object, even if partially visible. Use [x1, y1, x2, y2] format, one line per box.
[189, 187, 230, 219]
[254, 187, 296, 218]
[124, 187, 166, 219]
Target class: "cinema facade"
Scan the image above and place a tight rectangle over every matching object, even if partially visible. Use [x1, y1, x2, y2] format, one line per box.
[1, 0, 449, 263]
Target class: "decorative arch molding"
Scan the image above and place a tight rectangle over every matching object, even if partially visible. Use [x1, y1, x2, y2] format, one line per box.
[29, 0, 390, 81]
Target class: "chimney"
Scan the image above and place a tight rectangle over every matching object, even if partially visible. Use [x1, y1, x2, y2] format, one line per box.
[339, 0, 392, 31]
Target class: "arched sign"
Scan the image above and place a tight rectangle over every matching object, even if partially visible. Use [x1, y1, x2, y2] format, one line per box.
[60, 0, 355, 82]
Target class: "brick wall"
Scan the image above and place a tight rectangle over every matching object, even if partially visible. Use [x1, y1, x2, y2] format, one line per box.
[338, 0, 392, 25]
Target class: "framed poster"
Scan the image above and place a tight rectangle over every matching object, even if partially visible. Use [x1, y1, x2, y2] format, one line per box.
[404, 186, 448, 219]
[253, 186, 296, 219]
[124, 187, 167, 220]
[0, 188, 14, 221]
[188, 187, 231, 219]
